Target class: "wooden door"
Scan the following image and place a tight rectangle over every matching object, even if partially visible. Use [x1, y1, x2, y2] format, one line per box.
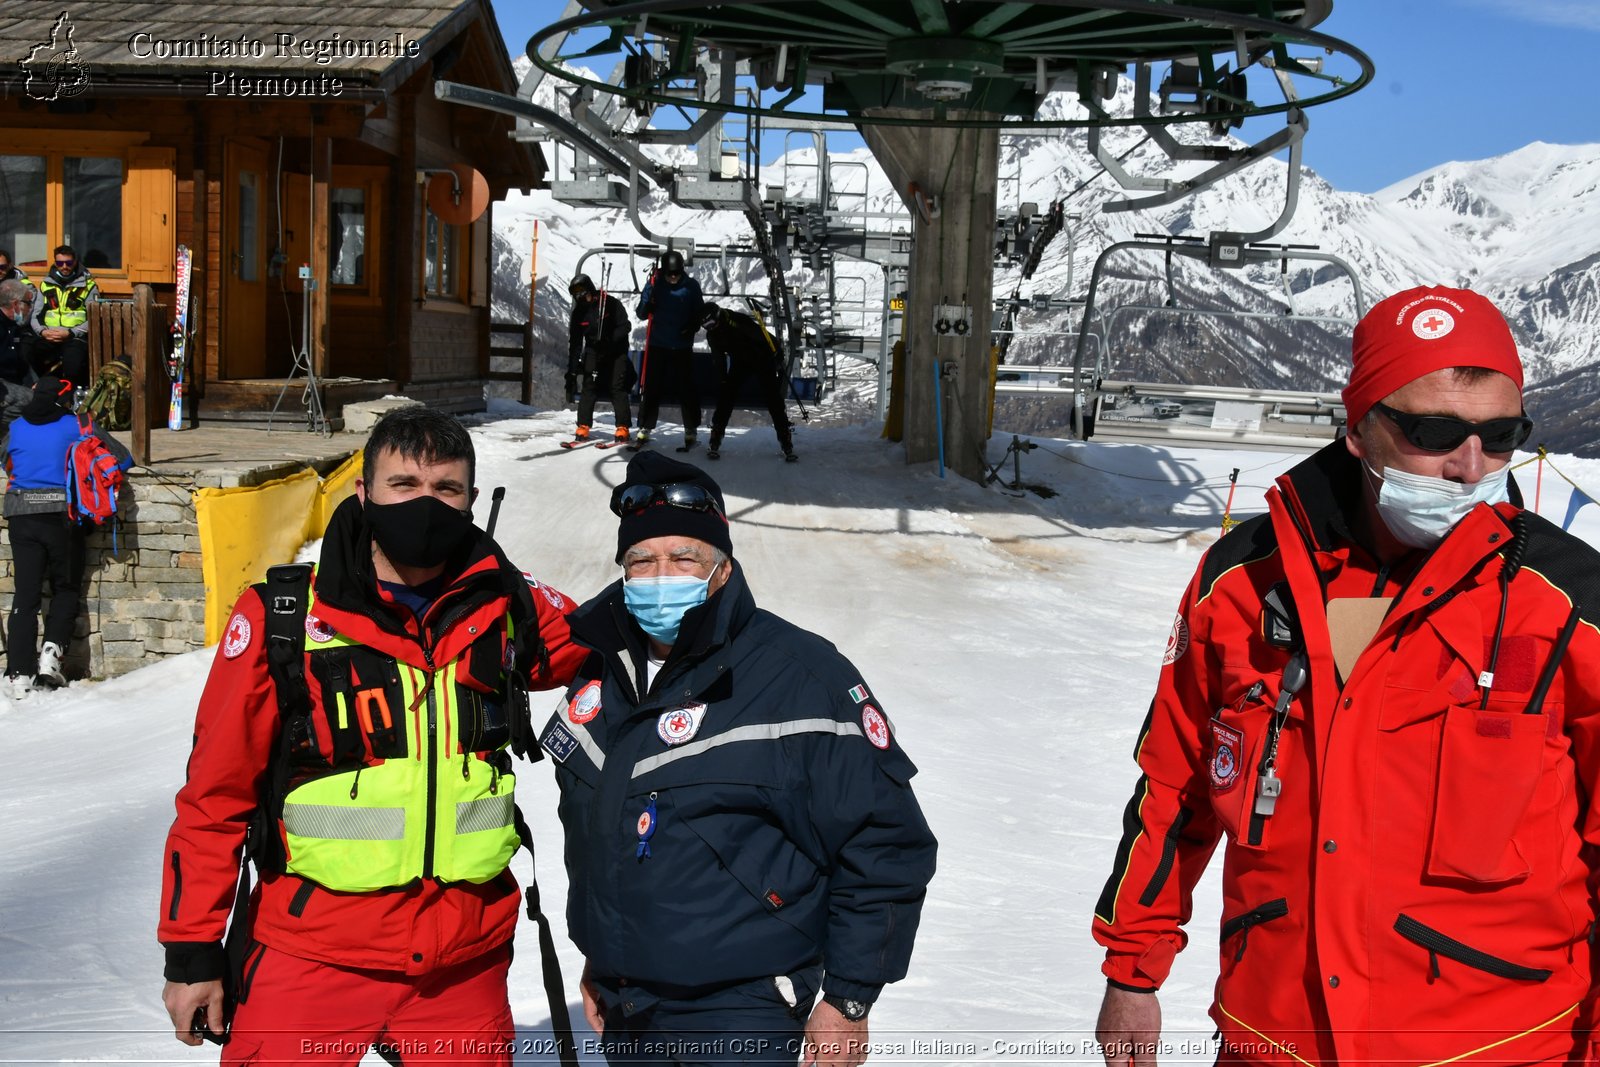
[223, 140, 268, 379]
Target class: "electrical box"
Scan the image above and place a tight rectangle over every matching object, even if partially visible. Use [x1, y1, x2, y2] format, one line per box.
[932, 303, 972, 336]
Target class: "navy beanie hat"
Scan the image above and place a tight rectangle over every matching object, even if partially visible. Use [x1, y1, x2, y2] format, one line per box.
[612, 451, 732, 564]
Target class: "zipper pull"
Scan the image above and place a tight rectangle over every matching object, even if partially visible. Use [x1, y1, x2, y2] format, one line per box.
[349, 765, 363, 800]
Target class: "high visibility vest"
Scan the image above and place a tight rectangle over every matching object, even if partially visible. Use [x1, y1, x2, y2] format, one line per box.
[39, 275, 97, 330]
[277, 591, 521, 892]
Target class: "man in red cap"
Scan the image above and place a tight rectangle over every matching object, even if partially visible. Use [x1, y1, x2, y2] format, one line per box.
[1093, 286, 1600, 1066]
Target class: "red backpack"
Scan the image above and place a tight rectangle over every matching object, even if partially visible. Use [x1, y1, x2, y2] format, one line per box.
[65, 416, 124, 527]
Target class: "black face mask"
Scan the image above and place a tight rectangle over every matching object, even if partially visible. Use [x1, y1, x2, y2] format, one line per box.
[364, 495, 477, 570]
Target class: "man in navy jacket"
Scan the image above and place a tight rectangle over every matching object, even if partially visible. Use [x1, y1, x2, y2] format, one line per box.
[634, 251, 705, 450]
[542, 452, 936, 1067]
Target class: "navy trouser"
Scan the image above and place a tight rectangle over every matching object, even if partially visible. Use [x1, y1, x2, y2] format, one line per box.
[592, 968, 820, 1067]
[5, 512, 86, 676]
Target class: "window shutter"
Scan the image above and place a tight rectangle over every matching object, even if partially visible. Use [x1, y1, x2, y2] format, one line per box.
[469, 212, 489, 307]
[125, 146, 175, 283]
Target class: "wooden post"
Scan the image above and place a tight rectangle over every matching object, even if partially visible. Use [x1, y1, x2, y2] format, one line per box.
[131, 284, 153, 465]
[525, 219, 539, 406]
[311, 130, 332, 384]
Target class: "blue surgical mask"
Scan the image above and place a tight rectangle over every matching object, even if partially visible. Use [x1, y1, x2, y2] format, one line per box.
[9, 307, 24, 326]
[1371, 464, 1511, 549]
[624, 574, 710, 645]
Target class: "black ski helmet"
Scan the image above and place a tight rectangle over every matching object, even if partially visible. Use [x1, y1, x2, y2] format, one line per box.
[659, 250, 685, 275]
[568, 274, 595, 297]
[700, 301, 721, 328]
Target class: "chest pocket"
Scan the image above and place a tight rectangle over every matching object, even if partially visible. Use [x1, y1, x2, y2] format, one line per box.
[639, 745, 822, 939]
[1208, 678, 1298, 851]
[1424, 701, 1556, 885]
[305, 646, 409, 763]
[1380, 616, 1566, 886]
[457, 628, 514, 754]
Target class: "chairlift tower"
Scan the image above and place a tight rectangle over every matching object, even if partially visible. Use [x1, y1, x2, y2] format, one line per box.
[463, 0, 1372, 482]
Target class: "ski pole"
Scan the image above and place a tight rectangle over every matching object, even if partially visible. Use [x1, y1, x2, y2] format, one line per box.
[485, 486, 506, 538]
[1534, 446, 1546, 515]
[1220, 468, 1239, 534]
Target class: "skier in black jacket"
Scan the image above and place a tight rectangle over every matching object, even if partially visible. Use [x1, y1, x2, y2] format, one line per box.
[701, 302, 796, 461]
[566, 274, 634, 444]
[542, 451, 936, 1067]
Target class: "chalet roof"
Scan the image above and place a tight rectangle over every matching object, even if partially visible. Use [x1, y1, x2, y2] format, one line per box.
[3, 0, 518, 95]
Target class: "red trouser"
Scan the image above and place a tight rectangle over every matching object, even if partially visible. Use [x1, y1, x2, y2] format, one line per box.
[223, 943, 513, 1065]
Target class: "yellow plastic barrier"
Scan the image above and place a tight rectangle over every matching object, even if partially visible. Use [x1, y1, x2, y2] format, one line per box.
[195, 450, 364, 645]
[314, 451, 362, 536]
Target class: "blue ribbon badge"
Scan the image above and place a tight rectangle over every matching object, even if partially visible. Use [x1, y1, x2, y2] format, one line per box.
[636, 792, 658, 859]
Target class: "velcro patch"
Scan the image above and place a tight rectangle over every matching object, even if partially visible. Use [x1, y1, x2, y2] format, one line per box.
[541, 721, 579, 763]
[1476, 715, 1514, 739]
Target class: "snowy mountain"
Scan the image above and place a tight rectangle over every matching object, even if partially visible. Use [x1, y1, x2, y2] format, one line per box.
[494, 60, 1600, 453]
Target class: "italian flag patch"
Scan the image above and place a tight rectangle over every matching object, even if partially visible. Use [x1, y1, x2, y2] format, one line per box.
[848, 684, 870, 704]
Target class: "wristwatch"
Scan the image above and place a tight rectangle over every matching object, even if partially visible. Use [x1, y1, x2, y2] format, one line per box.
[822, 994, 870, 1021]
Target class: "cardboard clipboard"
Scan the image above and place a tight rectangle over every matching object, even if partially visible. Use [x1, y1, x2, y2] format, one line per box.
[1327, 597, 1393, 681]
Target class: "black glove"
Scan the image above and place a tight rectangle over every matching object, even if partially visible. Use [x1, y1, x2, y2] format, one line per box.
[564, 373, 578, 400]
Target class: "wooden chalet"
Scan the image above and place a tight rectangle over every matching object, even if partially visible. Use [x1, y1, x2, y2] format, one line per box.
[0, 1, 541, 420]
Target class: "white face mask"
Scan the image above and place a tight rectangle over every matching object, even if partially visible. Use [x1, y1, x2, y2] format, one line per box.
[1370, 464, 1511, 549]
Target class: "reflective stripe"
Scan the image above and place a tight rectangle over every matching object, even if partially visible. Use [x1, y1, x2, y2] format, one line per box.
[632, 718, 862, 778]
[565, 716, 607, 771]
[283, 802, 405, 841]
[456, 792, 515, 834]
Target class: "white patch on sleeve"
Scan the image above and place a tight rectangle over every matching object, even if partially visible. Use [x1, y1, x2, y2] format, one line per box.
[1163, 614, 1189, 665]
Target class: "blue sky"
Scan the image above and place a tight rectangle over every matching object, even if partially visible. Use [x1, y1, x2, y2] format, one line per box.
[502, 1, 1597, 193]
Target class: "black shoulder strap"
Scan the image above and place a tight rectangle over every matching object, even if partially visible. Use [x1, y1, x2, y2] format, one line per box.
[514, 807, 578, 1067]
[252, 563, 313, 874]
[261, 563, 313, 714]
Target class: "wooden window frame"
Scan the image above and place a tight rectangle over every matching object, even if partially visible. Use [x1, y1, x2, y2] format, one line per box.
[0, 130, 165, 297]
[328, 165, 385, 307]
[419, 200, 469, 312]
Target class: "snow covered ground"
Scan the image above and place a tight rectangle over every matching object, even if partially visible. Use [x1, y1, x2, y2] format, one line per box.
[5, 410, 1599, 1065]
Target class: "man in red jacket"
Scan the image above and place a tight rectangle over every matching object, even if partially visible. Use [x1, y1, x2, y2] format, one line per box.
[159, 408, 585, 1063]
[1094, 286, 1600, 1066]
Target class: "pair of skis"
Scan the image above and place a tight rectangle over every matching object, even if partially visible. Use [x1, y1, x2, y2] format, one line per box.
[167, 244, 193, 430]
[559, 436, 628, 452]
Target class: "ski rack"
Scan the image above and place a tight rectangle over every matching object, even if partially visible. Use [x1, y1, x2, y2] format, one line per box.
[1058, 236, 1367, 450]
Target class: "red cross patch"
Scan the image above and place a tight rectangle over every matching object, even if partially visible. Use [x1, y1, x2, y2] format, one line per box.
[1412, 308, 1455, 340]
[222, 613, 253, 659]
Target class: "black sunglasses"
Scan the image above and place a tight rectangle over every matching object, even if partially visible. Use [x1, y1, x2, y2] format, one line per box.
[613, 482, 723, 518]
[1373, 401, 1533, 454]
[54, 259, 75, 268]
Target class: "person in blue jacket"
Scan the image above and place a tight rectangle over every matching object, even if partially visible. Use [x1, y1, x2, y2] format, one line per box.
[541, 451, 936, 1067]
[2, 377, 132, 697]
[634, 250, 704, 450]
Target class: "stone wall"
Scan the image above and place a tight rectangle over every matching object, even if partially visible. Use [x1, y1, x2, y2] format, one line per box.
[1, 445, 355, 683]
[0, 474, 208, 681]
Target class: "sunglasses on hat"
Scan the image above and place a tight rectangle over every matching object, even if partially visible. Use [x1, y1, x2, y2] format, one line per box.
[613, 482, 723, 519]
[1372, 402, 1533, 454]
